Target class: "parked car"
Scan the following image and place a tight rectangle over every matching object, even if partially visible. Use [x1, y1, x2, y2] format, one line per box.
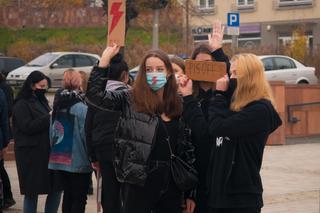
[258, 55, 318, 84]
[0, 56, 25, 77]
[7, 52, 100, 88]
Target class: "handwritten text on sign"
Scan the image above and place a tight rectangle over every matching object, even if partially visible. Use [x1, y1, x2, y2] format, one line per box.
[185, 60, 227, 82]
[108, 0, 126, 46]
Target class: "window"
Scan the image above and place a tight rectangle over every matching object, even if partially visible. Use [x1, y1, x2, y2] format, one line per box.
[6, 58, 24, 71]
[199, 0, 214, 9]
[238, 0, 254, 6]
[262, 58, 275, 71]
[74, 55, 95, 67]
[27, 53, 59, 67]
[274, 57, 296, 70]
[53, 55, 73, 69]
[278, 0, 313, 7]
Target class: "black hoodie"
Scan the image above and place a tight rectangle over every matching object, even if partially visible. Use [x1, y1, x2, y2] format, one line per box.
[206, 91, 282, 208]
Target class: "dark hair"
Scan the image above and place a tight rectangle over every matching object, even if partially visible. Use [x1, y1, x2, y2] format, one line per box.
[132, 49, 182, 118]
[15, 71, 49, 103]
[107, 53, 129, 81]
[191, 43, 214, 60]
[0, 73, 5, 82]
[170, 56, 185, 73]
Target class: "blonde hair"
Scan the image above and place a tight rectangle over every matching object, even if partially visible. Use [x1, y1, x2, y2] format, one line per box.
[62, 69, 82, 90]
[230, 53, 276, 111]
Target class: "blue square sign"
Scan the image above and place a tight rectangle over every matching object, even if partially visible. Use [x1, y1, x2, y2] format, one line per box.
[227, 13, 240, 27]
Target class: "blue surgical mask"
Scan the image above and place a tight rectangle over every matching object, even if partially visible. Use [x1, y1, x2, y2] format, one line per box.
[146, 72, 167, 91]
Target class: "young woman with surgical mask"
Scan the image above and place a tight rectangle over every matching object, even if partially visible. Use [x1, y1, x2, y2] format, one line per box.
[12, 71, 62, 213]
[86, 45, 196, 213]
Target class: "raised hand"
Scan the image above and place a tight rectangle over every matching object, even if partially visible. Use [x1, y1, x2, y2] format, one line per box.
[208, 20, 225, 52]
[99, 43, 121, 68]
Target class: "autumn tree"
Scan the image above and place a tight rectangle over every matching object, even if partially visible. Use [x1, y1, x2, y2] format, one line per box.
[286, 27, 308, 63]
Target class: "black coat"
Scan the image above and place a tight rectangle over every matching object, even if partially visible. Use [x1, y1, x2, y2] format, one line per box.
[182, 48, 230, 212]
[12, 96, 59, 195]
[206, 92, 282, 208]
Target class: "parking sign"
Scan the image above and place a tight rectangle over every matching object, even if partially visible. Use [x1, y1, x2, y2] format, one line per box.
[227, 13, 240, 27]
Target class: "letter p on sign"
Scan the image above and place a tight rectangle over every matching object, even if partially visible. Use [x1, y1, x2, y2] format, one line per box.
[227, 13, 239, 27]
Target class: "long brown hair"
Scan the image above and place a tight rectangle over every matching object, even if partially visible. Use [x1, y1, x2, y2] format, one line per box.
[131, 49, 182, 119]
[230, 54, 276, 111]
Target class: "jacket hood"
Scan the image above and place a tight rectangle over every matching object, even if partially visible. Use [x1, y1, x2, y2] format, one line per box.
[261, 99, 282, 134]
[105, 80, 127, 91]
[52, 89, 84, 119]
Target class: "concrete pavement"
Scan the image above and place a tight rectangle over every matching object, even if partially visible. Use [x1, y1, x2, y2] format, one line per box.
[3, 138, 320, 213]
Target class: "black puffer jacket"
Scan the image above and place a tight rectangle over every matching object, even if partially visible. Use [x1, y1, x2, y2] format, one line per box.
[86, 66, 196, 187]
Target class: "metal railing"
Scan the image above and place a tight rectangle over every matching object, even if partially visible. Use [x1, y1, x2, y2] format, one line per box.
[287, 102, 320, 123]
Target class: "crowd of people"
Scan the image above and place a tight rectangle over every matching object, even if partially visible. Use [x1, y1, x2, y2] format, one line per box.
[0, 21, 282, 213]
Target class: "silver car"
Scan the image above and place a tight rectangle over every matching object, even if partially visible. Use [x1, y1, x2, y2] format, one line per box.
[259, 55, 318, 84]
[7, 52, 100, 88]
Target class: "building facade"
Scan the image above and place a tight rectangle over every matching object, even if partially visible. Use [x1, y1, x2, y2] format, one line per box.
[189, 0, 320, 51]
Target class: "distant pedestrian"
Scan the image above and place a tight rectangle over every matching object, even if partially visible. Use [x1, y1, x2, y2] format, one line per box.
[49, 70, 92, 213]
[12, 71, 62, 213]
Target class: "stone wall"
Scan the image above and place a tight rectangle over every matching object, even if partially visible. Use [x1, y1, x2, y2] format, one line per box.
[0, 7, 106, 28]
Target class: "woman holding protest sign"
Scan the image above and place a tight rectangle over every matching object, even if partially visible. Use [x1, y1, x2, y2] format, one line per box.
[181, 20, 230, 213]
[86, 44, 197, 213]
[179, 53, 282, 213]
[85, 54, 130, 213]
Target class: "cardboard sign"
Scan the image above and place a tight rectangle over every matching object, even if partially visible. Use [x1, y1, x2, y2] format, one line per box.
[107, 0, 126, 46]
[185, 60, 227, 82]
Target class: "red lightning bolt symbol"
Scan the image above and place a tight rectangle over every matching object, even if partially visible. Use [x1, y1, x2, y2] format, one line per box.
[152, 76, 157, 85]
[109, 2, 124, 34]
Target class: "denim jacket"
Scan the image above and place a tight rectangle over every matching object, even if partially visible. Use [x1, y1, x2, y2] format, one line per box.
[49, 90, 92, 173]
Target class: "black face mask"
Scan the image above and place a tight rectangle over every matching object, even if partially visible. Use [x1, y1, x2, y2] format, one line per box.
[34, 88, 47, 98]
[227, 78, 237, 95]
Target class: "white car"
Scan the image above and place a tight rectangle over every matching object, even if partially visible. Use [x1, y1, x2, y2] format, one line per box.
[7, 52, 100, 88]
[258, 55, 318, 84]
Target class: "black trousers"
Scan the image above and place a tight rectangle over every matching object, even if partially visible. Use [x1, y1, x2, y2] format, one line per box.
[120, 161, 183, 213]
[95, 146, 121, 213]
[209, 207, 261, 213]
[0, 159, 13, 201]
[60, 171, 91, 213]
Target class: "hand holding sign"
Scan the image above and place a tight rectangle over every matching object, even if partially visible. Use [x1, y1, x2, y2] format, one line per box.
[99, 43, 121, 68]
[208, 20, 225, 52]
[108, 0, 126, 47]
[216, 75, 229, 91]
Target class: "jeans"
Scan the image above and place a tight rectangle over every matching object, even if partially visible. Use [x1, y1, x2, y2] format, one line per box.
[23, 191, 61, 213]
